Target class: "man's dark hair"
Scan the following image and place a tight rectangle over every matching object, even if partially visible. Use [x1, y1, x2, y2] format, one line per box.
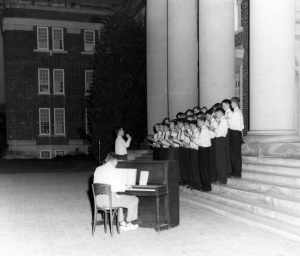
[105, 152, 118, 162]
[222, 99, 231, 105]
[215, 107, 225, 115]
[190, 120, 197, 126]
[197, 116, 206, 123]
[205, 108, 214, 116]
[114, 127, 123, 136]
[231, 97, 240, 104]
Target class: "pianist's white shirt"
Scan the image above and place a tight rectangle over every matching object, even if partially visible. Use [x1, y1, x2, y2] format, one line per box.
[93, 162, 126, 193]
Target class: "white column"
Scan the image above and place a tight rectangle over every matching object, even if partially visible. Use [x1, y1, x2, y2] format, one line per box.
[249, 0, 295, 134]
[147, 0, 168, 133]
[168, 0, 198, 118]
[199, 0, 235, 108]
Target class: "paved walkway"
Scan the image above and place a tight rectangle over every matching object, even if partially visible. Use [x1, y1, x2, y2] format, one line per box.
[0, 171, 300, 256]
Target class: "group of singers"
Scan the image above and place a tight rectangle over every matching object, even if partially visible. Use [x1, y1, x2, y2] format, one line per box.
[148, 97, 244, 192]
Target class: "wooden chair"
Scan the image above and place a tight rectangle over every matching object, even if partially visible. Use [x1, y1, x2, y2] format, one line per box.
[92, 183, 121, 237]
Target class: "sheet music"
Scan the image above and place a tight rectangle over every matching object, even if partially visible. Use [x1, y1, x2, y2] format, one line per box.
[139, 171, 149, 186]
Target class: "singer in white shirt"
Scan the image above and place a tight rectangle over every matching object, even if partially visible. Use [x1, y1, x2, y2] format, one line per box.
[229, 97, 245, 178]
[214, 108, 230, 184]
[115, 127, 131, 160]
[197, 117, 212, 191]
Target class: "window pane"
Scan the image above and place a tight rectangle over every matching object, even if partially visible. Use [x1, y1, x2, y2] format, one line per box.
[38, 27, 48, 49]
[84, 30, 95, 52]
[40, 150, 51, 159]
[54, 70, 64, 93]
[39, 109, 50, 135]
[85, 70, 93, 93]
[39, 69, 49, 93]
[54, 109, 65, 135]
[53, 29, 63, 50]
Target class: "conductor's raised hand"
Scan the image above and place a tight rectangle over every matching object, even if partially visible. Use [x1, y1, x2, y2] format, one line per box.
[126, 134, 132, 139]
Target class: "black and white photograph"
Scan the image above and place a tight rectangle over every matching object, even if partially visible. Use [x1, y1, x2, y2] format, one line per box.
[0, 0, 300, 255]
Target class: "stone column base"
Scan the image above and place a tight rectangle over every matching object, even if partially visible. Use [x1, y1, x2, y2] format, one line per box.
[242, 134, 300, 157]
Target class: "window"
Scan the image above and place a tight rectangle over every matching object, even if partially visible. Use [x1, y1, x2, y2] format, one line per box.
[234, 0, 242, 31]
[54, 108, 65, 135]
[40, 150, 51, 159]
[52, 28, 64, 51]
[38, 68, 50, 94]
[55, 150, 66, 157]
[85, 108, 90, 134]
[84, 30, 95, 52]
[85, 70, 93, 94]
[39, 108, 51, 135]
[37, 27, 49, 50]
[53, 69, 64, 94]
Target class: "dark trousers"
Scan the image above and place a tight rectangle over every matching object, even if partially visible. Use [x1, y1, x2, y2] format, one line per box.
[216, 137, 229, 184]
[179, 147, 187, 183]
[159, 148, 169, 160]
[198, 147, 211, 191]
[209, 138, 217, 182]
[116, 154, 128, 160]
[184, 148, 192, 185]
[153, 147, 159, 160]
[225, 134, 232, 175]
[229, 129, 243, 177]
[190, 149, 201, 188]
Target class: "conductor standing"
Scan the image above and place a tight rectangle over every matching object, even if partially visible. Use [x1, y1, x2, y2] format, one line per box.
[115, 127, 132, 160]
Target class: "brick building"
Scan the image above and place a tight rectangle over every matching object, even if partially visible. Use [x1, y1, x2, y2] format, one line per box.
[0, 0, 145, 158]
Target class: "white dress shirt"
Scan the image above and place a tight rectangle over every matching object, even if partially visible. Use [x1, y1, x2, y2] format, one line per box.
[195, 126, 211, 147]
[230, 107, 244, 131]
[225, 109, 233, 129]
[115, 135, 131, 155]
[207, 118, 218, 139]
[215, 116, 228, 138]
[190, 128, 200, 150]
[94, 162, 126, 193]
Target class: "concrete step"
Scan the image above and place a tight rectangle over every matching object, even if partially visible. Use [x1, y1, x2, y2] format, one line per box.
[243, 156, 300, 168]
[182, 186, 300, 228]
[242, 162, 300, 178]
[242, 169, 300, 189]
[227, 178, 300, 200]
[211, 184, 300, 223]
[180, 189, 300, 243]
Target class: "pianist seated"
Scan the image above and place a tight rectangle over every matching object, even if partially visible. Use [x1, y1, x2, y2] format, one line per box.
[93, 153, 139, 231]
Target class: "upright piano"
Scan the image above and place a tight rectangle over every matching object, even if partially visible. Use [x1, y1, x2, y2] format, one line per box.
[117, 160, 179, 231]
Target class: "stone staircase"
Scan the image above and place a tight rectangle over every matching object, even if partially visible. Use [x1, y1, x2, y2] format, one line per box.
[181, 156, 300, 242]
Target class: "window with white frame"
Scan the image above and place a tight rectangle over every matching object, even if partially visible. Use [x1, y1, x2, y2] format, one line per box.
[37, 27, 49, 50]
[85, 70, 93, 94]
[39, 108, 51, 135]
[52, 28, 64, 51]
[38, 68, 50, 94]
[234, 0, 242, 31]
[54, 108, 65, 135]
[53, 69, 64, 94]
[84, 30, 95, 52]
[85, 108, 90, 134]
[40, 150, 51, 159]
[55, 150, 66, 157]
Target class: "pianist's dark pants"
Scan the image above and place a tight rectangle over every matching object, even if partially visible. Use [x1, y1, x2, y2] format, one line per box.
[225, 134, 232, 176]
[229, 129, 243, 178]
[209, 138, 217, 182]
[198, 146, 211, 191]
[179, 147, 187, 184]
[190, 149, 202, 189]
[184, 148, 193, 186]
[215, 137, 229, 184]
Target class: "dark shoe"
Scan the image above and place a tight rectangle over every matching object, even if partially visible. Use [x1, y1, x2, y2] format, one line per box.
[231, 175, 241, 179]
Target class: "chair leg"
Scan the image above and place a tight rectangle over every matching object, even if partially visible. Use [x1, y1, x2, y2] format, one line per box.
[92, 209, 97, 236]
[104, 212, 108, 233]
[115, 210, 120, 234]
[109, 212, 114, 237]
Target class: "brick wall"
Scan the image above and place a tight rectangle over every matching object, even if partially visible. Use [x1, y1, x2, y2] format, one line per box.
[4, 15, 97, 145]
[235, 0, 249, 134]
